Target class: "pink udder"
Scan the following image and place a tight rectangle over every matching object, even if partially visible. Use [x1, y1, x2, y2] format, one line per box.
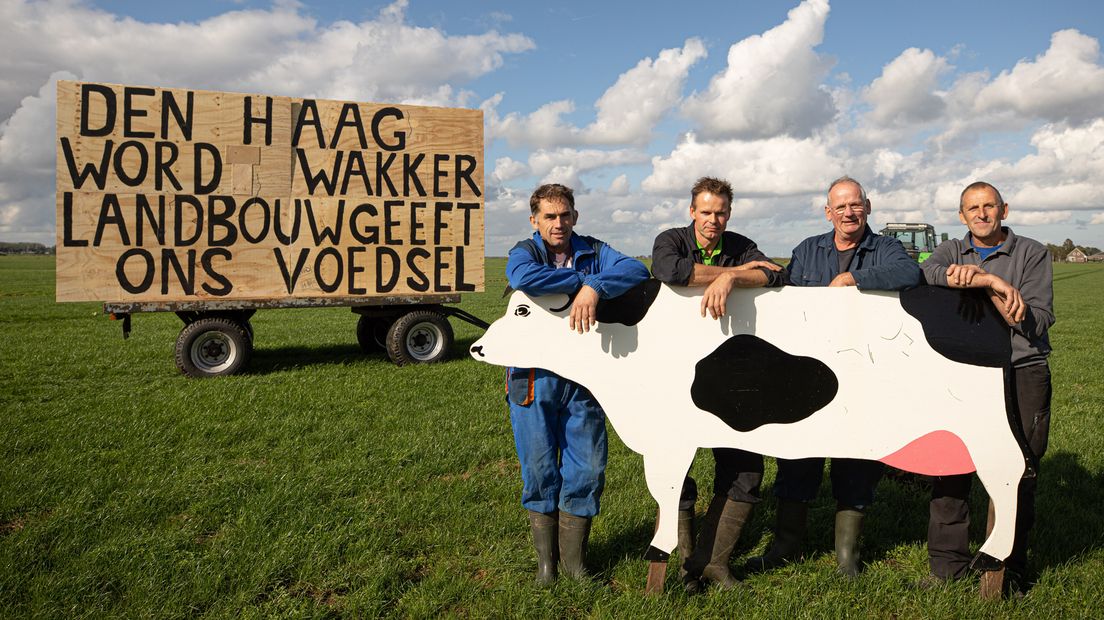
[878, 430, 976, 476]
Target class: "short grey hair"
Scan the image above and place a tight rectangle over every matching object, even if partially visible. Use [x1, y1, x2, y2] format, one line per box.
[827, 176, 868, 203]
[959, 181, 1004, 211]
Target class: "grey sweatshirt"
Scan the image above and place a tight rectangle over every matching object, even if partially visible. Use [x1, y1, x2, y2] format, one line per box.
[920, 227, 1054, 367]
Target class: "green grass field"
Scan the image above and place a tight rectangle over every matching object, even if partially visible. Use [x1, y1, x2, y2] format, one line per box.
[2, 256, 1102, 618]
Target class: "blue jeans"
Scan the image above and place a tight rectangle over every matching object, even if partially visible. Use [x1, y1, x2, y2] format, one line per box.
[508, 368, 608, 517]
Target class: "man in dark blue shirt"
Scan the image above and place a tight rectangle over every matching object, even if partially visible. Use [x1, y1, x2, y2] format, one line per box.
[748, 176, 920, 577]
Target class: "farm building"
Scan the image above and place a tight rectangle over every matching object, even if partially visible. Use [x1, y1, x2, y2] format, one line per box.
[1067, 248, 1088, 263]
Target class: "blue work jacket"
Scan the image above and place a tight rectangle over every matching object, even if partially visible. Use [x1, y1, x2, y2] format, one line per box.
[505, 232, 649, 299]
[786, 226, 921, 290]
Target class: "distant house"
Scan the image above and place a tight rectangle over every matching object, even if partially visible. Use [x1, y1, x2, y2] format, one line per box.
[1088, 253, 1104, 263]
[1067, 248, 1088, 263]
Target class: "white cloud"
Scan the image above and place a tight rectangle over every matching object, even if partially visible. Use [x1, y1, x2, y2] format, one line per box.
[608, 174, 630, 196]
[974, 29, 1104, 125]
[586, 38, 706, 144]
[0, 0, 534, 241]
[526, 148, 649, 189]
[492, 38, 706, 148]
[681, 0, 835, 139]
[6, 1, 533, 109]
[610, 209, 636, 224]
[492, 99, 578, 149]
[1011, 182, 1104, 211]
[492, 157, 529, 184]
[1090, 213, 1104, 225]
[934, 29, 1104, 150]
[0, 72, 72, 238]
[862, 48, 950, 127]
[643, 132, 839, 198]
[1008, 210, 1075, 226]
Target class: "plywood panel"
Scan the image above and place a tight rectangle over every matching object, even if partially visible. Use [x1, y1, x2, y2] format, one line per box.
[56, 81, 483, 303]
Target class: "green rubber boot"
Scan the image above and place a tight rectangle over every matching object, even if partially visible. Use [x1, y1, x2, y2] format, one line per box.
[528, 510, 558, 586]
[835, 507, 864, 578]
[744, 500, 808, 573]
[558, 512, 592, 580]
[684, 496, 752, 590]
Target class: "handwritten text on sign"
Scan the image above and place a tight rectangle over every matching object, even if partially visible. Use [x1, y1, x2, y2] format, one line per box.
[56, 81, 484, 302]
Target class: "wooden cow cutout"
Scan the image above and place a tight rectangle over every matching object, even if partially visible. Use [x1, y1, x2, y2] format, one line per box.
[471, 281, 1033, 572]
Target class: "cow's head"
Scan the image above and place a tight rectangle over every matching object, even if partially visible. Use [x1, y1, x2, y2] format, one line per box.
[470, 289, 578, 371]
[471, 280, 662, 375]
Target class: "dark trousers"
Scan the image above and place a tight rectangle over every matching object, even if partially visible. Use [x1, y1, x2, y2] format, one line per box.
[773, 456, 885, 509]
[680, 448, 764, 510]
[929, 363, 1052, 579]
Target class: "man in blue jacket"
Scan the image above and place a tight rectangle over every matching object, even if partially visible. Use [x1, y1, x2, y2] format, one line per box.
[505, 183, 649, 585]
[747, 176, 920, 577]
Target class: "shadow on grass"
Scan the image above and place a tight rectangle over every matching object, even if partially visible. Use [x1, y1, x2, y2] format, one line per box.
[1052, 268, 1103, 283]
[590, 520, 657, 578]
[732, 451, 1104, 576]
[249, 344, 371, 373]
[1033, 450, 1104, 569]
[248, 338, 484, 375]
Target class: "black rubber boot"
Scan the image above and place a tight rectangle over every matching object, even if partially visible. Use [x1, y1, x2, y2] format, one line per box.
[684, 496, 752, 591]
[528, 510, 558, 586]
[558, 512, 592, 580]
[677, 509, 700, 593]
[834, 507, 864, 578]
[677, 509, 696, 577]
[744, 500, 808, 573]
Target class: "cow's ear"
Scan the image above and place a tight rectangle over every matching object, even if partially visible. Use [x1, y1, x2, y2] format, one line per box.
[549, 292, 576, 313]
[595, 279, 661, 326]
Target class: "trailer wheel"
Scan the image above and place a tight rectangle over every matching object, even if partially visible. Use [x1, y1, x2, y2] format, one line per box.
[356, 315, 389, 352]
[386, 311, 453, 365]
[174, 317, 252, 378]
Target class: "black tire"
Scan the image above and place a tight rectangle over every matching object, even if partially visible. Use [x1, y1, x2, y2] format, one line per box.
[385, 311, 453, 365]
[174, 317, 252, 378]
[356, 315, 390, 352]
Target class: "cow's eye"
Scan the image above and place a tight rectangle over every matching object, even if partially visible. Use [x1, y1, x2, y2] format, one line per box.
[514, 305, 530, 317]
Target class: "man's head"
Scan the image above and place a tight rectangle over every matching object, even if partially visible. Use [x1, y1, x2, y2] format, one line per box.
[690, 177, 734, 248]
[958, 181, 1008, 246]
[530, 183, 578, 253]
[825, 176, 871, 243]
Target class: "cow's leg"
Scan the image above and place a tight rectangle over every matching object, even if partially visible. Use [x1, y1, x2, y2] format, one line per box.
[643, 447, 696, 560]
[971, 438, 1027, 567]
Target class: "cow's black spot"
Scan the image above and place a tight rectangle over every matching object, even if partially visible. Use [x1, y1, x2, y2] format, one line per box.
[691, 334, 838, 432]
[595, 278, 661, 326]
[899, 286, 1010, 368]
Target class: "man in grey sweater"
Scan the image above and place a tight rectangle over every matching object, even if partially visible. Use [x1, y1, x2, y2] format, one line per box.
[920, 181, 1055, 596]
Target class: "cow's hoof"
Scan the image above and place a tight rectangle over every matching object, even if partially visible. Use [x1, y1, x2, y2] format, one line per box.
[969, 552, 1003, 572]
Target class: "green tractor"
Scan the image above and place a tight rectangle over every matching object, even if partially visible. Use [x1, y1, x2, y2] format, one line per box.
[879, 223, 948, 262]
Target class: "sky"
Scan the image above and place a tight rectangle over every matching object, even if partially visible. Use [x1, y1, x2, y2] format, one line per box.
[3, 0, 1104, 256]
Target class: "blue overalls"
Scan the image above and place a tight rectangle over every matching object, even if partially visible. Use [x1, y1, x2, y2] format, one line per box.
[504, 232, 649, 516]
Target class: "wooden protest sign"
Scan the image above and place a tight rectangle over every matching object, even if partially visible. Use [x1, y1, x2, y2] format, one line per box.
[56, 81, 484, 302]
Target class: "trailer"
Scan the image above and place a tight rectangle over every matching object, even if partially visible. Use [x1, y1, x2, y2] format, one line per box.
[104, 295, 489, 378]
[57, 81, 489, 378]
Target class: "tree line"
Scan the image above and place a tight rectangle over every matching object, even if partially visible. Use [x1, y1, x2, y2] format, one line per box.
[0, 242, 54, 254]
[1046, 239, 1100, 261]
